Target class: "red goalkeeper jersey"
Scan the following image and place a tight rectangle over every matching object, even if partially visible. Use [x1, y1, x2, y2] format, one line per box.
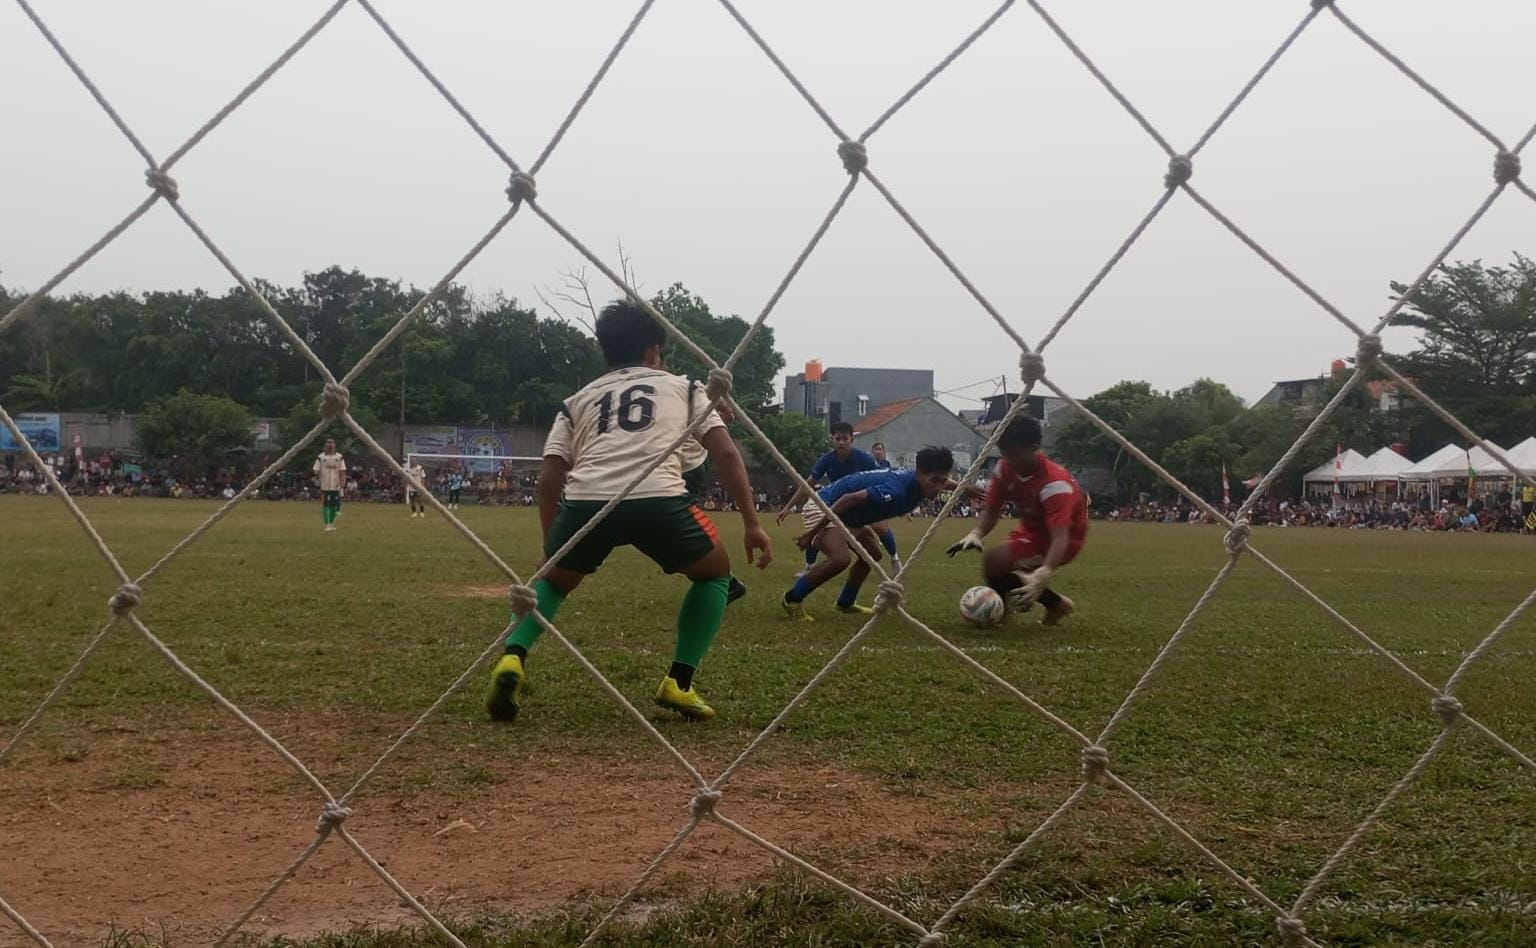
[985, 455, 1088, 541]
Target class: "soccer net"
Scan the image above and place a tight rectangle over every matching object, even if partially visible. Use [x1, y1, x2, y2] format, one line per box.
[2, 1, 1534, 946]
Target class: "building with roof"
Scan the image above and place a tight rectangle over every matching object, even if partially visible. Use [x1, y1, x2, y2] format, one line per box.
[781, 362, 934, 426]
[850, 396, 986, 472]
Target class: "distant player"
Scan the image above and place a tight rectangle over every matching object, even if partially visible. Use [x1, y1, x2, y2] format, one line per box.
[486, 300, 772, 725]
[777, 422, 903, 575]
[871, 441, 892, 469]
[447, 470, 465, 509]
[947, 415, 1087, 625]
[404, 456, 428, 518]
[312, 438, 346, 532]
[678, 404, 748, 606]
[782, 447, 964, 620]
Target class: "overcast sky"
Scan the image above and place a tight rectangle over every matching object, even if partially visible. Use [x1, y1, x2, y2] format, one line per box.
[2, 1, 1532, 410]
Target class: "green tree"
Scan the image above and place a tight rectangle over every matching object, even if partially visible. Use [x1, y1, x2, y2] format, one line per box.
[1390, 255, 1536, 447]
[283, 385, 386, 466]
[650, 284, 785, 411]
[137, 390, 254, 474]
[1162, 430, 1237, 501]
[739, 410, 827, 476]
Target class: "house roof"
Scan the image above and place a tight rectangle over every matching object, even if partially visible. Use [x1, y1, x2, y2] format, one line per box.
[854, 396, 927, 433]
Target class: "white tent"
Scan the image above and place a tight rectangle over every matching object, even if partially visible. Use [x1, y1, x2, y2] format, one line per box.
[1399, 443, 1478, 481]
[1343, 447, 1413, 483]
[1301, 448, 1368, 489]
[1482, 436, 1536, 478]
[1507, 437, 1536, 474]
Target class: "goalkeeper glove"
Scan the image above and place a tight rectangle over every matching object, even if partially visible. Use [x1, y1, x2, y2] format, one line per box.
[946, 530, 985, 557]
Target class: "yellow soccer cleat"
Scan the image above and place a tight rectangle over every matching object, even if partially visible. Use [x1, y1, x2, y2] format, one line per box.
[485, 653, 526, 723]
[655, 676, 715, 721]
[781, 595, 815, 623]
[835, 602, 874, 615]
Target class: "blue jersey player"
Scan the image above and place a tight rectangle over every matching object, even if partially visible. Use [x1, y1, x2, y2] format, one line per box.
[777, 422, 903, 576]
[782, 447, 959, 620]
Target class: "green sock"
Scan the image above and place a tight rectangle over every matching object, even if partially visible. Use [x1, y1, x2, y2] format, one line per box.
[505, 579, 568, 653]
[673, 576, 730, 672]
[323, 503, 333, 525]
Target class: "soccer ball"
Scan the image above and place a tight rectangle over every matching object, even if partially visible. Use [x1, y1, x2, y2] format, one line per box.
[959, 585, 1005, 628]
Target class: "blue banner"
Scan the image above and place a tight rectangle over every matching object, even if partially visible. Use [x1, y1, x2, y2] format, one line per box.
[0, 413, 61, 453]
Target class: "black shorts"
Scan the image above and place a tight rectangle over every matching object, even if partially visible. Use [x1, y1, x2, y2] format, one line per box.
[545, 496, 720, 575]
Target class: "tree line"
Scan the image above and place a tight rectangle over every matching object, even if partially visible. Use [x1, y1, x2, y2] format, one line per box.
[0, 266, 830, 474]
[1053, 255, 1536, 500]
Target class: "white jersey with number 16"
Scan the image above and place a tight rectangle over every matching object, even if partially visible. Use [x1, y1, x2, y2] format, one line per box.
[543, 366, 724, 500]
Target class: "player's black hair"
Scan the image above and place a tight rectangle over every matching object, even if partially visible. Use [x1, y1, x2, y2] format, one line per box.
[914, 445, 954, 474]
[872, 441, 885, 450]
[997, 414, 1043, 451]
[595, 300, 666, 366]
[829, 421, 854, 437]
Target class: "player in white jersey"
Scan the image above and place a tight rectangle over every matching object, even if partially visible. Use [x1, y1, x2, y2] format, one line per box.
[404, 457, 428, 517]
[486, 300, 772, 725]
[312, 438, 346, 531]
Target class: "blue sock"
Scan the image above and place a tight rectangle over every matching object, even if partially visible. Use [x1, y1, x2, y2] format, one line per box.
[804, 545, 817, 567]
[785, 575, 817, 604]
[836, 578, 863, 609]
[880, 529, 899, 559]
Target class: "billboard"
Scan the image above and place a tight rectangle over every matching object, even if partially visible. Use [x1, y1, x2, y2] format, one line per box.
[0, 413, 61, 453]
[457, 428, 516, 473]
[403, 426, 459, 458]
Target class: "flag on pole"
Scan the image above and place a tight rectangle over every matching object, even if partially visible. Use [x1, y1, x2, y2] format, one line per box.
[1221, 462, 1231, 506]
[1466, 448, 1477, 498]
[1333, 443, 1342, 495]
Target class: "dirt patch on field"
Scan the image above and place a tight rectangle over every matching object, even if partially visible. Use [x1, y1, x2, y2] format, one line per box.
[0, 718, 1020, 946]
[434, 583, 511, 600]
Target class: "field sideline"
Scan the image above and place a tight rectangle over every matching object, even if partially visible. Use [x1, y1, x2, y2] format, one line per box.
[2, 496, 1534, 946]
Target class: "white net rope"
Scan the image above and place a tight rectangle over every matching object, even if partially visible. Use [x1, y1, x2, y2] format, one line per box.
[2, 1, 1534, 945]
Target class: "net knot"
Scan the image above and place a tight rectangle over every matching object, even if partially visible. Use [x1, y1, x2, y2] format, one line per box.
[837, 140, 868, 175]
[1432, 694, 1464, 726]
[917, 934, 947, 947]
[690, 789, 722, 820]
[1019, 351, 1046, 387]
[1223, 519, 1251, 555]
[145, 168, 180, 201]
[1355, 333, 1383, 365]
[320, 382, 350, 420]
[316, 802, 352, 832]
[874, 580, 905, 612]
[1080, 744, 1111, 781]
[109, 582, 143, 616]
[508, 583, 539, 615]
[1493, 151, 1521, 185]
[1277, 915, 1308, 945]
[506, 170, 538, 203]
[1164, 155, 1193, 189]
[705, 368, 734, 401]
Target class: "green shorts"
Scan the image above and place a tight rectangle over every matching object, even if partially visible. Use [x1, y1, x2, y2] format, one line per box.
[545, 496, 720, 575]
[683, 464, 708, 501]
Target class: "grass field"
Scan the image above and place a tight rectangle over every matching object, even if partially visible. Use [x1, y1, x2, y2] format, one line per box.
[3, 495, 1535, 947]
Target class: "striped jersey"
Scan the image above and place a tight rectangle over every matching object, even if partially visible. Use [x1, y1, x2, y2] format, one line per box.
[544, 366, 724, 500]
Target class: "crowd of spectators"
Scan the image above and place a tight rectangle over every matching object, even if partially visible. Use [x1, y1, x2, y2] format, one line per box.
[1105, 493, 1534, 534]
[6, 451, 1532, 535]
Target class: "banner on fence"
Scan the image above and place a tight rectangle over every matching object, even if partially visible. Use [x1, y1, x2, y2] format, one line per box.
[0, 413, 61, 452]
[403, 426, 459, 458]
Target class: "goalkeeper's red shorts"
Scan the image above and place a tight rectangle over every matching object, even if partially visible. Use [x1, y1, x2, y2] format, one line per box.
[1005, 526, 1084, 569]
